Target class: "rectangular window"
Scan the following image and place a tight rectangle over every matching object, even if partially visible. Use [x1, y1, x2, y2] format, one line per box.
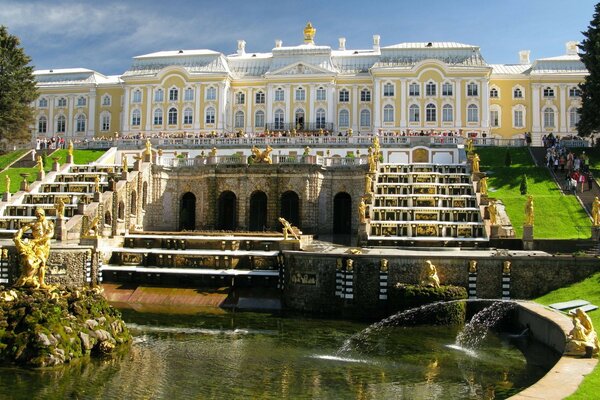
[236, 92, 245, 105]
[339, 90, 349, 102]
[383, 83, 394, 97]
[155, 90, 164, 102]
[316, 88, 326, 101]
[426, 83, 436, 97]
[514, 110, 523, 128]
[442, 83, 453, 96]
[133, 91, 142, 103]
[206, 87, 216, 101]
[409, 83, 420, 96]
[442, 106, 453, 122]
[169, 89, 178, 102]
[543, 87, 555, 98]
[184, 88, 194, 101]
[275, 89, 284, 102]
[360, 90, 371, 102]
[467, 83, 478, 96]
[295, 88, 305, 101]
[490, 110, 499, 127]
[255, 112, 265, 128]
[255, 92, 265, 104]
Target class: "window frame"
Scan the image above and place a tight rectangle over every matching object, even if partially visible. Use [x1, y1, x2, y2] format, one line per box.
[467, 104, 479, 122]
[359, 109, 371, 127]
[383, 83, 394, 97]
[467, 82, 479, 97]
[383, 104, 394, 123]
[316, 87, 326, 101]
[169, 87, 179, 102]
[409, 104, 420, 123]
[425, 82, 436, 97]
[131, 109, 141, 126]
[205, 107, 215, 124]
[153, 108, 163, 125]
[255, 91, 265, 104]
[409, 82, 420, 97]
[360, 89, 371, 102]
[338, 109, 349, 127]
[295, 87, 306, 101]
[442, 104, 453, 122]
[425, 103, 436, 122]
[206, 87, 217, 101]
[339, 89, 349, 103]
[183, 108, 193, 125]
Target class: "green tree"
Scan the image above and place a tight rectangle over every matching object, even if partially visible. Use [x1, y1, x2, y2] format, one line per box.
[578, 3, 600, 137]
[520, 174, 528, 195]
[504, 149, 512, 166]
[0, 25, 37, 146]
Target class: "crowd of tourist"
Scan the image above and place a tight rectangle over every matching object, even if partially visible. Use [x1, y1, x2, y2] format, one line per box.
[544, 133, 594, 193]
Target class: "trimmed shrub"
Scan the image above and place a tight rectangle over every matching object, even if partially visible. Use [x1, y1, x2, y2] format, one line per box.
[388, 284, 468, 325]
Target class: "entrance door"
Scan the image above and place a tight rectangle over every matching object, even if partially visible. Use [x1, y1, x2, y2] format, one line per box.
[217, 191, 237, 230]
[333, 192, 352, 234]
[249, 191, 267, 231]
[295, 109, 305, 131]
[280, 191, 300, 228]
[179, 192, 196, 230]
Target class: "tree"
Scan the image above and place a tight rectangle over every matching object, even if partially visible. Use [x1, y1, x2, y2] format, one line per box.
[520, 174, 528, 195]
[0, 25, 37, 147]
[578, 3, 600, 137]
[504, 149, 512, 166]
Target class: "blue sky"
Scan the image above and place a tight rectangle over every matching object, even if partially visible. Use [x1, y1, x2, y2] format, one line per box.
[0, 0, 597, 75]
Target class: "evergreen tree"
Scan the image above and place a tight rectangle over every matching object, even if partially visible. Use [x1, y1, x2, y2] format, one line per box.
[520, 174, 528, 195]
[504, 150, 512, 166]
[578, 3, 600, 137]
[0, 26, 37, 147]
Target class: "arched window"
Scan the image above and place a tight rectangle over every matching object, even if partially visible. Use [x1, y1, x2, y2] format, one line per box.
[425, 82, 436, 97]
[425, 103, 436, 122]
[132, 90, 142, 103]
[295, 87, 305, 101]
[338, 109, 349, 127]
[513, 87, 523, 99]
[154, 88, 164, 102]
[383, 83, 394, 97]
[235, 92, 245, 105]
[118, 201, 125, 220]
[205, 107, 215, 124]
[38, 116, 47, 133]
[154, 108, 163, 125]
[206, 86, 216, 100]
[409, 82, 420, 96]
[360, 109, 371, 127]
[360, 89, 371, 102]
[409, 104, 420, 122]
[101, 112, 111, 131]
[255, 91, 265, 104]
[442, 104, 453, 122]
[490, 87, 499, 98]
[467, 104, 479, 122]
[131, 109, 141, 126]
[184, 87, 194, 101]
[275, 87, 284, 101]
[274, 109, 284, 130]
[234, 111, 244, 128]
[339, 89, 349, 102]
[77, 96, 87, 107]
[130, 191, 137, 215]
[76, 114, 86, 132]
[38, 98, 48, 108]
[56, 115, 66, 133]
[569, 107, 580, 127]
[183, 108, 193, 125]
[169, 87, 178, 101]
[255, 110, 265, 128]
[543, 107, 555, 127]
[102, 95, 111, 106]
[168, 107, 178, 125]
[383, 104, 394, 122]
[316, 108, 326, 129]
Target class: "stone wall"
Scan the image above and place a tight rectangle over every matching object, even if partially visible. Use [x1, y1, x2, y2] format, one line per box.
[283, 252, 600, 318]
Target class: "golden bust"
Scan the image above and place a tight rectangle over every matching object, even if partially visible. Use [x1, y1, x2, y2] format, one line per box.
[303, 22, 316, 44]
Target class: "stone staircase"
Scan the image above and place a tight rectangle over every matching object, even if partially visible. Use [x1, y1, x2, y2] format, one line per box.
[367, 163, 487, 246]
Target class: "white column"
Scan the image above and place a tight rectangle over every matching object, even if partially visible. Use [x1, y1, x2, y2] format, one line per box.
[373, 79, 381, 132]
[88, 88, 96, 137]
[400, 79, 407, 128]
[218, 81, 228, 133]
[352, 86, 358, 132]
[48, 96, 54, 136]
[67, 95, 75, 137]
[328, 85, 335, 131]
[481, 79, 489, 131]
[246, 88, 252, 134]
[266, 84, 273, 127]
[455, 79, 462, 128]
[123, 87, 130, 133]
[145, 86, 153, 132]
[285, 85, 291, 129]
[532, 85, 540, 132]
[309, 85, 315, 128]
[193, 84, 201, 131]
[559, 85, 567, 133]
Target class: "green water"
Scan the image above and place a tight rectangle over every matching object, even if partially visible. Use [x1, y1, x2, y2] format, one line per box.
[0, 310, 557, 400]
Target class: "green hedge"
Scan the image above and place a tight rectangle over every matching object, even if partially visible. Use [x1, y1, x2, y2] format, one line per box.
[388, 284, 468, 325]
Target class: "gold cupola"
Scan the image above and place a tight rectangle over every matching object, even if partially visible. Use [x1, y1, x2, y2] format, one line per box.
[303, 22, 316, 44]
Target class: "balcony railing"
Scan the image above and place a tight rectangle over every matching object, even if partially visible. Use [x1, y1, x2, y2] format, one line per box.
[265, 122, 334, 131]
[161, 155, 368, 168]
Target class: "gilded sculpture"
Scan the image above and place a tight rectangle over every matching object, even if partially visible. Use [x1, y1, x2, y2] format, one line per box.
[13, 208, 54, 289]
[469, 260, 478, 273]
[145, 138, 152, 155]
[251, 145, 273, 164]
[479, 177, 488, 195]
[67, 140, 74, 156]
[303, 22, 316, 43]
[422, 260, 440, 288]
[279, 217, 302, 240]
[524, 195, 534, 226]
[380, 259, 389, 273]
[488, 200, 498, 226]
[465, 138, 474, 154]
[503, 260, 511, 274]
[94, 176, 100, 193]
[565, 308, 599, 357]
[55, 198, 66, 218]
[36, 155, 44, 173]
[122, 155, 128, 172]
[358, 197, 367, 223]
[365, 174, 373, 194]
[471, 153, 480, 173]
[592, 196, 600, 226]
[4, 175, 10, 193]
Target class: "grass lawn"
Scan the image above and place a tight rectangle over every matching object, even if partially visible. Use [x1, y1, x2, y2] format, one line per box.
[476, 147, 591, 239]
[535, 272, 600, 399]
[0, 150, 28, 171]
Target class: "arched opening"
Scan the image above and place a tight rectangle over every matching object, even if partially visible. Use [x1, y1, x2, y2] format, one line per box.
[142, 181, 148, 210]
[295, 109, 305, 130]
[117, 201, 125, 220]
[130, 190, 137, 215]
[179, 192, 196, 231]
[104, 211, 112, 226]
[333, 192, 352, 235]
[249, 191, 268, 231]
[280, 191, 300, 228]
[217, 191, 237, 230]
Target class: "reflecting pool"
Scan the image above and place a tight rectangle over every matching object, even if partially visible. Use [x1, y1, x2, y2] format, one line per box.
[0, 309, 558, 399]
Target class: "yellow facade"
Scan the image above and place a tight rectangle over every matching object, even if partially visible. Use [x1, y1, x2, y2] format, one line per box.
[31, 28, 586, 145]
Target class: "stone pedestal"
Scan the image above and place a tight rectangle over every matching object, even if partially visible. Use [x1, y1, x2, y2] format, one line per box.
[592, 226, 600, 241]
[523, 225, 534, 250]
[53, 160, 60, 172]
[77, 202, 86, 214]
[121, 171, 128, 180]
[55, 217, 67, 241]
[37, 171, 45, 181]
[479, 194, 489, 206]
[66, 154, 74, 164]
[490, 224, 501, 239]
[20, 180, 29, 192]
[357, 222, 369, 246]
[93, 192, 101, 202]
[134, 159, 142, 171]
[2, 192, 10, 202]
[143, 153, 151, 163]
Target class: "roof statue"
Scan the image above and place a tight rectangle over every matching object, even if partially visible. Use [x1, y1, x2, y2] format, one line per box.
[304, 22, 316, 44]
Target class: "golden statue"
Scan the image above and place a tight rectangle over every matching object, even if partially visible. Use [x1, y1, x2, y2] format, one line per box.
[469, 260, 478, 273]
[209, 147, 217, 157]
[4, 175, 10, 193]
[465, 138, 474, 154]
[13, 208, 54, 289]
[479, 177, 488, 195]
[380, 259, 389, 273]
[365, 174, 373, 194]
[471, 153, 480, 173]
[358, 197, 367, 223]
[368, 147, 377, 173]
[303, 22, 316, 44]
[303, 146, 310, 156]
[122, 155, 128, 172]
[345, 258, 353, 272]
[251, 145, 273, 164]
[55, 197, 65, 218]
[87, 215, 101, 237]
[524, 195, 534, 226]
[278, 217, 302, 240]
[145, 138, 152, 155]
[488, 200, 498, 226]
[503, 260, 511, 274]
[565, 308, 599, 357]
[36, 155, 44, 173]
[422, 260, 440, 288]
[592, 196, 600, 226]
[94, 176, 100, 193]
[67, 140, 74, 156]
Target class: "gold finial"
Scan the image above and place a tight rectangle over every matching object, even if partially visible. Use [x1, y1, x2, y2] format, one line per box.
[303, 22, 316, 44]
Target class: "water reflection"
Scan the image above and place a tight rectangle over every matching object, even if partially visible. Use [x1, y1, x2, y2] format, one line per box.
[0, 310, 557, 400]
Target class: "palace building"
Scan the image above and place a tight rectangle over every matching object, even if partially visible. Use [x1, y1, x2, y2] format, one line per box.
[31, 23, 587, 145]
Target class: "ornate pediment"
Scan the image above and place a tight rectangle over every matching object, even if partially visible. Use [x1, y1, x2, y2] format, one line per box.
[268, 62, 334, 76]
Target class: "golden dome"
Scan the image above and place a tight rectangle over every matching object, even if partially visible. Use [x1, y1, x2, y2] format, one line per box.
[303, 22, 316, 44]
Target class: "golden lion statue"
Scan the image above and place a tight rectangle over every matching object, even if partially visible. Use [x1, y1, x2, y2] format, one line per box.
[251, 145, 273, 164]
